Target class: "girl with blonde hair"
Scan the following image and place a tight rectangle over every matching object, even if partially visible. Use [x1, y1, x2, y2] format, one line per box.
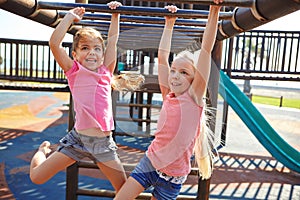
[114, 1, 222, 199]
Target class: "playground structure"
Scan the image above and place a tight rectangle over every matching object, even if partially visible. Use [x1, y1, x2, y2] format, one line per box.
[0, 0, 300, 199]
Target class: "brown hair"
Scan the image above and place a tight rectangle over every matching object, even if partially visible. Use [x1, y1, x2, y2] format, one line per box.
[72, 27, 105, 52]
[72, 28, 144, 92]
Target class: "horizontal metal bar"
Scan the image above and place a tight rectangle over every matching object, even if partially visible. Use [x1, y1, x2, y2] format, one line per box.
[119, 34, 199, 41]
[123, 27, 202, 35]
[76, 188, 196, 199]
[117, 41, 198, 48]
[114, 131, 154, 138]
[77, 161, 199, 175]
[115, 117, 156, 123]
[139, 0, 254, 7]
[216, 0, 300, 40]
[87, 29, 202, 39]
[87, 28, 202, 38]
[117, 41, 198, 49]
[38, 1, 232, 19]
[0, 83, 69, 92]
[116, 103, 161, 109]
[118, 27, 201, 51]
[59, 11, 208, 27]
[125, 38, 200, 44]
[75, 20, 205, 32]
[117, 42, 199, 53]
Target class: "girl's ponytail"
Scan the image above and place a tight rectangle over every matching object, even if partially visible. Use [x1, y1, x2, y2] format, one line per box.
[112, 73, 145, 91]
[194, 105, 217, 180]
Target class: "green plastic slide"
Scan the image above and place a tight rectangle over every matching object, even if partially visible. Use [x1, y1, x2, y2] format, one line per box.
[218, 70, 300, 173]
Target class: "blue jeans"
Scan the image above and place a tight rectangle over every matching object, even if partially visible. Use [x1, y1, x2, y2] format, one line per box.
[130, 155, 183, 200]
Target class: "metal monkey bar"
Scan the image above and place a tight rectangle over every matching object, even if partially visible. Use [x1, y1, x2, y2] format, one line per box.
[132, 0, 255, 7]
[1, 0, 299, 40]
[40, 1, 215, 51]
[37, 1, 232, 19]
[75, 20, 205, 32]
[218, 0, 300, 39]
[59, 11, 208, 27]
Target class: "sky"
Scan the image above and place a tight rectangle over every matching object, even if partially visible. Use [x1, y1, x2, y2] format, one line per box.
[0, 0, 299, 41]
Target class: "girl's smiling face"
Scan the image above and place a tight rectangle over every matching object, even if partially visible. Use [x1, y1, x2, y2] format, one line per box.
[168, 56, 195, 96]
[72, 37, 104, 72]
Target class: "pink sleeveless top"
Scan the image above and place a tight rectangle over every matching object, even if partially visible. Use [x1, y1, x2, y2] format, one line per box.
[147, 92, 203, 176]
[65, 61, 114, 131]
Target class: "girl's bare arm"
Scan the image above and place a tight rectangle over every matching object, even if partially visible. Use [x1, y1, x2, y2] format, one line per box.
[49, 7, 85, 72]
[190, 3, 222, 106]
[104, 1, 121, 73]
[158, 6, 177, 99]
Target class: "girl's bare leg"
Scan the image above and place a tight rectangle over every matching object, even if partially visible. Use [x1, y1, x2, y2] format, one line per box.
[113, 176, 145, 200]
[30, 141, 76, 184]
[97, 159, 127, 192]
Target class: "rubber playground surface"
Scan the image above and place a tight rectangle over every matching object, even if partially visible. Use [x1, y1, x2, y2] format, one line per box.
[0, 90, 299, 200]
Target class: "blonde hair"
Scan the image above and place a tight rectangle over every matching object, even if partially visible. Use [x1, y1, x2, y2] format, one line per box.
[112, 73, 145, 91]
[174, 50, 196, 69]
[194, 104, 218, 180]
[72, 27, 105, 52]
[176, 51, 218, 179]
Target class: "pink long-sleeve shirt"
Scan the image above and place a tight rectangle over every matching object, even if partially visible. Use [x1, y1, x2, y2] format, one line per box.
[65, 61, 114, 131]
[147, 91, 203, 176]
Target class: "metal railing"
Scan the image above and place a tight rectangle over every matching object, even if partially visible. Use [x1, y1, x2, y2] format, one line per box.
[1, 30, 299, 87]
[0, 38, 70, 81]
[222, 30, 300, 81]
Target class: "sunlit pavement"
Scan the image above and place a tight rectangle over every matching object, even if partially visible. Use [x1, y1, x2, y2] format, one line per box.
[0, 90, 299, 200]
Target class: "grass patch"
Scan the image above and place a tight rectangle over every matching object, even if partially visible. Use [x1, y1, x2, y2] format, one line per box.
[252, 95, 300, 109]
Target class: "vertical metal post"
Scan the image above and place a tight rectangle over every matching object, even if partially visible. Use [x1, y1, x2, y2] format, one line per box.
[112, 90, 118, 140]
[133, 50, 137, 69]
[140, 52, 145, 74]
[279, 96, 283, 107]
[221, 37, 234, 146]
[146, 92, 153, 134]
[149, 51, 155, 75]
[197, 178, 210, 200]
[15, 44, 19, 76]
[66, 163, 79, 200]
[243, 52, 252, 97]
[137, 91, 144, 129]
[67, 94, 74, 131]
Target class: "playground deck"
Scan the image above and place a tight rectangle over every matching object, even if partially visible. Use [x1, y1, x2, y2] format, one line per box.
[0, 88, 299, 200]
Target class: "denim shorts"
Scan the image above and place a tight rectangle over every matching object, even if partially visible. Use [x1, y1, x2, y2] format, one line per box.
[57, 128, 118, 163]
[130, 155, 183, 200]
